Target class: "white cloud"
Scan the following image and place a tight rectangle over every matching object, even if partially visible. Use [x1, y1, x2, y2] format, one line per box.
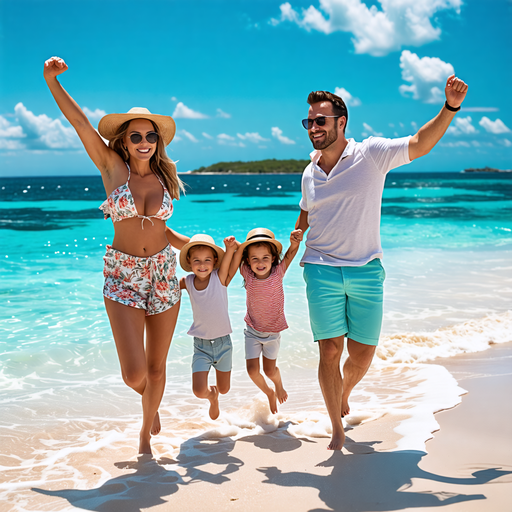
[13, 102, 81, 150]
[446, 116, 478, 136]
[498, 139, 512, 147]
[411, 121, 418, 131]
[461, 107, 499, 112]
[479, 117, 511, 134]
[173, 135, 183, 142]
[172, 102, 208, 119]
[181, 129, 199, 143]
[218, 133, 235, 141]
[361, 122, 383, 137]
[0, 138, 25, 150]
[217, 133, 245, 147]
[440, 141, 471, 147]
[399, 50, 454, 104]
[333, 87, 361, 107]
[0, 115, 25, 139]
[83, 107, 106, 123]
[202, 132, 213, 139]
[216, 108, 231, 119]
[171, 96, 178, 101]
[272, 0, 462, 56]
[237, 132, 270, 144]
[271, 126, 296, 145]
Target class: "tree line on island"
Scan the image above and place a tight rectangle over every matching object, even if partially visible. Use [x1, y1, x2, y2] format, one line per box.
[191, 159, 309, 174]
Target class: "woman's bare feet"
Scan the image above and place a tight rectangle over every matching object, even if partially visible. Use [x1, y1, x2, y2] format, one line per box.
[151, 411, 161, 435]
[139, 434, 152, 455]
[267, 389, 278, 414]
[208, 386, 220, 420]
[327, 426, 346, 451]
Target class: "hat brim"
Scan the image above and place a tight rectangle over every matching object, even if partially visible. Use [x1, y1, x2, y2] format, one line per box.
[239, 237, 283, 255]
[180, 241, 225, 272]
[98, 112, 176, 146]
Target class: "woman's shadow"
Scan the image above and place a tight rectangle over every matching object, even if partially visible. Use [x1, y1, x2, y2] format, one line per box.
[31, 436, 243, 512]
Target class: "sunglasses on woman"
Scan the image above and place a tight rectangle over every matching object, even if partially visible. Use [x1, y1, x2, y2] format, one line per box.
[301, 116, 341, 130]
[129, 132, 159, 144]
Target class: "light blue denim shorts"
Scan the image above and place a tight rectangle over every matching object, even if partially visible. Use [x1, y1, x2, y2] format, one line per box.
[192, 334, 233, 373]
[303, 259, 385, 346]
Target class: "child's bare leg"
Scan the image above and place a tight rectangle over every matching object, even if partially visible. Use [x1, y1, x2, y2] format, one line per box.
[192, 371, 220, 420]
[262, 356, 288, 404]
[246, 358, 278, 414]
[215, 370, 231, 395]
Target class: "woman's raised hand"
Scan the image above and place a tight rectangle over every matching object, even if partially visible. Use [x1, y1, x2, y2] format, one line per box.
[44, 56, 68, 80]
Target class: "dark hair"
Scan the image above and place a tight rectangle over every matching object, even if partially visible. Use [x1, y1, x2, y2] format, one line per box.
[307, 91, 348, 133]
[241, 242, 281, 288]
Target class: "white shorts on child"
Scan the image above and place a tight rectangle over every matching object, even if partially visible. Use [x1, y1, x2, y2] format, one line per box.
[244, 324, 281, 360]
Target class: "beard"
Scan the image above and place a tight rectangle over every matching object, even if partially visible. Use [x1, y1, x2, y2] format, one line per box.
[310, 122, 338, 150]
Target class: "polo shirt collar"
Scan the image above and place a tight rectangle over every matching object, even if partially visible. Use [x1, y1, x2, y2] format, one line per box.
[310, 138, 357, 169]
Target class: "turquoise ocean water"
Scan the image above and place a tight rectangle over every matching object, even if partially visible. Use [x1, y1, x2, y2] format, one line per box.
[1, 172, 511, 503]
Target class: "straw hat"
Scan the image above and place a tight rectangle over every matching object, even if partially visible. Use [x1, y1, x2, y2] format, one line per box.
[239, 228, 282, 255]
[98, 107, 176, 146]
[180, 234, 225, 272]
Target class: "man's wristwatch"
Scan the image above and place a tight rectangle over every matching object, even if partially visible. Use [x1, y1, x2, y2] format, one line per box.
[444, 101, 461, 112]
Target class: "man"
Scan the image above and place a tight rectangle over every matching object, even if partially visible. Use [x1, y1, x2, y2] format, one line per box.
[296, 75, 468, 450]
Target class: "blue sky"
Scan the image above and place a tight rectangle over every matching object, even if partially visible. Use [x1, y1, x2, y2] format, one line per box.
[1, 0, 511, 176]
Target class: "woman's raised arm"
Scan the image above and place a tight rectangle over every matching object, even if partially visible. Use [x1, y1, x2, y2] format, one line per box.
[44, 56, 121, 179]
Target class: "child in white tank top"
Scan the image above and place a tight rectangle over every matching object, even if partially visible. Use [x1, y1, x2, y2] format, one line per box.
[179, 234, 237, 420]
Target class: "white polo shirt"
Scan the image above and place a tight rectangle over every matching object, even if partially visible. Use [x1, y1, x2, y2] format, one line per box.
[299, 136, 411, 267]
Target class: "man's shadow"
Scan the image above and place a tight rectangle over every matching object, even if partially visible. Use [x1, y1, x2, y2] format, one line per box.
[31, 436, 243, 512]
[259, 436, 512, 512]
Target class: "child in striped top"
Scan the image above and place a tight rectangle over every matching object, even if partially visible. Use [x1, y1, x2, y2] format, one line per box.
[229, 227, 303, 414]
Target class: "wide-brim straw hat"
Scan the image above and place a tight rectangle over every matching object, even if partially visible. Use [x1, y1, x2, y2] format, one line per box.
[239, 228, 282, 255]
[98, 107, 176, 146]
[180, 234, 225, 272]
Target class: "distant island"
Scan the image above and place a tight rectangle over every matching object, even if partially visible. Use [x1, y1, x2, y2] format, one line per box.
[190, 159, 309, 174]
[463, 167, 512, 173]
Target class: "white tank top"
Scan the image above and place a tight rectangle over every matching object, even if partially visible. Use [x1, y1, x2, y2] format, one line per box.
[185, 269, 232, 339]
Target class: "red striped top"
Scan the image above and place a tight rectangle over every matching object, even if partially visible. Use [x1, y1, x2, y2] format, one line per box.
[241, 261, 288, 333]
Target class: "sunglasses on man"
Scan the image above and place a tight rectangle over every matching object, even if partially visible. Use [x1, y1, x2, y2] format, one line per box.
[129, 132, 159, 144]
[301, 116, 341, 130]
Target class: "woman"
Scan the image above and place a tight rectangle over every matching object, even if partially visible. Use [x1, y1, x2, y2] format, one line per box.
[44, 56, 188, 455]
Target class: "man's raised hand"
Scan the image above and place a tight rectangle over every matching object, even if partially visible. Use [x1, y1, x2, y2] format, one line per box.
[445, 74, 468, 109]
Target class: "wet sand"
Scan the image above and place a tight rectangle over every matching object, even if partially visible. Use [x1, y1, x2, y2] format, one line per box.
[4, 343, 512, 512]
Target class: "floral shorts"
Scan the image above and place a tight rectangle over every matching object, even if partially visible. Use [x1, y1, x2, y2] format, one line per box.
[103, 244, 180, 316]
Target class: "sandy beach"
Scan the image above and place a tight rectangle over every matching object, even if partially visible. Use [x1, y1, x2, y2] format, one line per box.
[6, 342, 509, 512]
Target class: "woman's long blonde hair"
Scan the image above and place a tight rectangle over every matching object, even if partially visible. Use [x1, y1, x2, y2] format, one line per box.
[109, 120, 185, 199]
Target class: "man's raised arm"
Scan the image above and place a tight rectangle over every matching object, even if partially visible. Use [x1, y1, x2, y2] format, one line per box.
[409, 74, 468, 161]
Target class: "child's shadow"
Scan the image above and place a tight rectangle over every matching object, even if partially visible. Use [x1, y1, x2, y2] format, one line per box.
[31, 436, 243, 512]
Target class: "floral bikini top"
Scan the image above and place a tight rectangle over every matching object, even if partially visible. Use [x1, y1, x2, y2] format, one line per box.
[99, 163, 173, 229]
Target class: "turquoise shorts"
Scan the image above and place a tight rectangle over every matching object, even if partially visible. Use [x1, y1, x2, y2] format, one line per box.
[303, 259, 385, 346]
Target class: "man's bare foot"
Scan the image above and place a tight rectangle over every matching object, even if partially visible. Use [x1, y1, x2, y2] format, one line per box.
[208, 386, 220, 420]
[275, 383, 288, 405]
[139, 434, 152, 455]
[151, 411, 161, 436]
[341, 395, 350, 418]
[327, 427, 345, 450]
[267, 390, 278, 414]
